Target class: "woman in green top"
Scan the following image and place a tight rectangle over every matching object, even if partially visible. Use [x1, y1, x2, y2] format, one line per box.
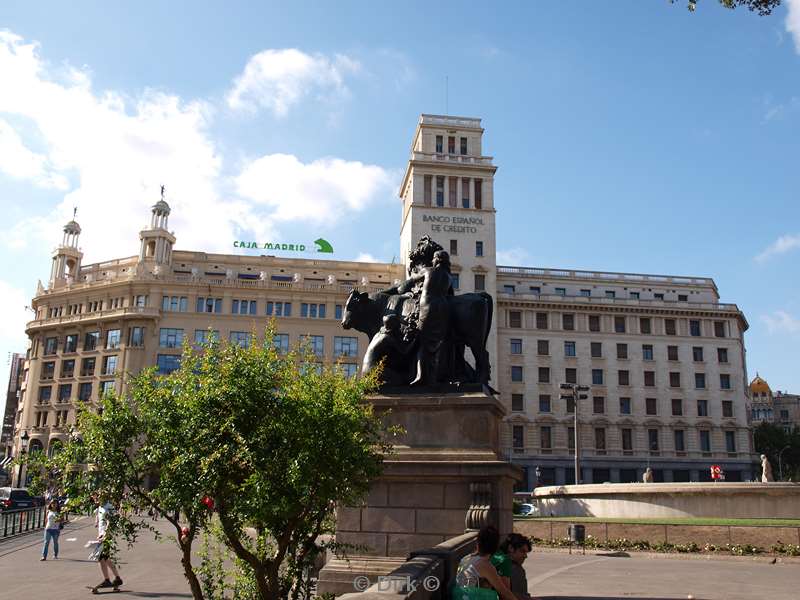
[454, 525, 517, 600]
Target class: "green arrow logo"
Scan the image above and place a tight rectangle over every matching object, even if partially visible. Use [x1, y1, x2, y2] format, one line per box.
[314, 238, 334, 253]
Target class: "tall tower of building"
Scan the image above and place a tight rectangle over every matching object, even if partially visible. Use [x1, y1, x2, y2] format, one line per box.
[49, 216, 83, 288]
[399, 114, 498, 381]
[138, 189, 176, 271]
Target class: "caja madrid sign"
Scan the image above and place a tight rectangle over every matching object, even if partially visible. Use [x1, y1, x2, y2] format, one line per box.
[233, 238, 334, 254]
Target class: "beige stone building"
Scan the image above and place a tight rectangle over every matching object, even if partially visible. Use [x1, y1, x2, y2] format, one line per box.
[749, 374, 800, 433]
[10, 113, 757, 486]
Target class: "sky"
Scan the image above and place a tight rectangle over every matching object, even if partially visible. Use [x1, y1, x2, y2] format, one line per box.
[1, 0, 799, 419]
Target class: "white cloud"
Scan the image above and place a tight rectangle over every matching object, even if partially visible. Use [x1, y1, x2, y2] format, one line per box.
[754, 233, 800, 262]
[226, 49, 360, 117]
[787, 0, 800, 54]
[235, 153, 396, 225]
[354, 252, 380, 263]
[0, 119, 68, 189]
[761, 311, 800, 334]
[496, 247, 532, 266]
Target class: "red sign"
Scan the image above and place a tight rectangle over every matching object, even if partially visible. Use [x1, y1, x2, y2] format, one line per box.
[710, 465, 724, 480]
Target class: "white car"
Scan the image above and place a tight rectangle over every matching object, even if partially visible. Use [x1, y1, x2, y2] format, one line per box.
[518, 503, 538, 516]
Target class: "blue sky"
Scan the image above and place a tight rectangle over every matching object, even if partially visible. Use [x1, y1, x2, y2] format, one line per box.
[1, 1, 799, 418]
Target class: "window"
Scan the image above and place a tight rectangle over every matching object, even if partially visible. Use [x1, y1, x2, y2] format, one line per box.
[509, 311, 522, 328]
[80, 357, 95, 377]
[646, 397, 658, 415]
[619, 397, 631, 415]
[725, 431, 736, 453]
[589, 315, 601, 332]
[335, 304, 343, 320]
[717, 348, 729, 363]
[100, 380, 116, 396]
[461, 178, 470, 208]
[695, 373, 706, 389]
[592, 369, 604, 385]
[103, 355, 118, 375]
[512, 394, 524, 412]
[555, 287, 566, 296]
[273, 333, 289, 354]
[451, 274, 460, 289]
[593, 396, 605, 414]
[84, 331, 99, 351]
[580, 289, 591, 297]
[334, 336, 358, 357]
[640, 318, 651, 334]
[197, 297, 223, 313]
[58, 383, 72, 402]
[565, 368, 577, 384]
[106, 329, 121, 349]
[232, 299, 257, 315]
[622, 428, 633, 452]
[690, 320, 701, 337]
[671, 398, 683, 416]
[562, 313, 575, 330]
[503, 285, 516, 294]
[301, 303, 327, 318]
[298, 335, 324, 357]
[460, 136, 468, 155]
[61, 359, 75, 378]
[338, 363, 358, 378]
[266, 301, 292, 317]
[697, 399, 708, 417]
[129, 327, 145, 347]
[156, 354, 180, 375]
[64, 334, 78, 353]
[511, 366, 523, 382]
[642, 345, 653, 361]
[159, 328, 184, 348]
[630, 291, 640, 300]
[538, 394, 550, 413]
[194, 329, 219, 345]
[537, 340, 549, 355]
[648, 429, 659, 452]
[720, 374, 731, 390]
[474, 178, 482, 209]
[692, 347, 704, 362]
[669, 372, 681, 388]
[665, 319, 677, 335]
[568, 426, 575, 448]
[162, 296, 188, 312]
[436, 176, 444, 206]
[614, 316, 626, 333]
[229, 331, 252, 348]
[616, 343, 628, 359]
[38, 386, 52, 403]
[540, 426, 552, 450]
[591, 342, 602, 358]
[474, 274, 485, 291]
[510, 338, 522, 354]
[450, 239, 458, 255]
[714, 321, 726, 338]
[644, 371, 655, 387]
[668, 345, 679, 361]
[654, 293, 664, 300]
[512, 425, 524, 450]
[44, 337, 58, 355]
[618, 370, 630, 386]
[530, 286, 541, 294]
[449, 176, 457, 206]
[42, 361, 55, 380]
[606, 290, 616, 299]
[536, 312, 548, 329]
[722, 400, 734, 418]
[475, 241, 484, 257]
[595, 428, 606, 452]
[538, 367, 550, 383]
[564, 341, 576, 357]
[674, 430, 686, 452]
[134, 294, 147, 307]
[699, 430, 711, 453]
[78, 382, 92, 402]
[435, 135, 443, 153]
[448, 136, 455, 154]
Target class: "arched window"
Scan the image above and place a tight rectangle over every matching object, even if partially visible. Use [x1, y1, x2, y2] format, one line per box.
[29, 439, 44, 454]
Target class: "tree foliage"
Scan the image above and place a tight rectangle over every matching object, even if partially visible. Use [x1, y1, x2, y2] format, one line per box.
[19, 329, 392, 599]
[754, 422, 800, 480]
[674, 0, 782, 15]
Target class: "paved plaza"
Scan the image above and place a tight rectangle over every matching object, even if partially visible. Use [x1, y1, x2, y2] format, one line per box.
[1, 517, 799, 599]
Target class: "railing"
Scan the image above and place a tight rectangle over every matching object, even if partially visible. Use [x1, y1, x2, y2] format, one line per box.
[1, 506, 45, 539]
[410, 151, 494, 166]
[496, 265, 715, 287]
[420, 114, 482, 128]
[497, 291, 741, 312]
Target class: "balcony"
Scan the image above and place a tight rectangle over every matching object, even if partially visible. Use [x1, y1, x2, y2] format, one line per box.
[26, 306, 161, 332]
[410, 151, 494, 166]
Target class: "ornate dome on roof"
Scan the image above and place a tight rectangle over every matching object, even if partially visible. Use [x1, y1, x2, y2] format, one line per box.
[152, 199, 171, 214]
[749, 374, 772, 395]
[63, 220, 81, 234]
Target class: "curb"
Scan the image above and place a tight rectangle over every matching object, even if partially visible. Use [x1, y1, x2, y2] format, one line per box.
[531, 545, 800, 564]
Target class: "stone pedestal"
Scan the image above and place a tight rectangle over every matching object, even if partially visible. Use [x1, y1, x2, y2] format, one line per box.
[318, 387, 521, 596]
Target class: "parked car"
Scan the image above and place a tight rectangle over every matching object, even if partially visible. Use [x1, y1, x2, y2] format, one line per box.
[0, 487, 39, 511]
[518, 503, 539, 517]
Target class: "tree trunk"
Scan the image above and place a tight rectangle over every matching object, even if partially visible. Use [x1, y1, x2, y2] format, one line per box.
[181, 542, 204, 600]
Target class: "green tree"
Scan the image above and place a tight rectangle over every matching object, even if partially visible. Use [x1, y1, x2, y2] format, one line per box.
[673, 0, 781, 15]
[20, 329, 391, 600]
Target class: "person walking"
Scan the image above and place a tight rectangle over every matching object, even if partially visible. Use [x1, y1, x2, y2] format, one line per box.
[93, 497, 123, 591]
[40, 500, 63, 561]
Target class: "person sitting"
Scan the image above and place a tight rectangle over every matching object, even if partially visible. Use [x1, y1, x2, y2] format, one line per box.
[454, 525, 517, 600]
[496, 533, 533, 600]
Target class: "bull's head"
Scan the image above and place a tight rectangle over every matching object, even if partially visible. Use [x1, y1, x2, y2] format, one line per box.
[341, 288, 369, 330]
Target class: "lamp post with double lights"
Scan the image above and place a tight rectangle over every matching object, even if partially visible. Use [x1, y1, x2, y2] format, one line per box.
[560, 383, 589, 485]
[15, 430, 30, 488]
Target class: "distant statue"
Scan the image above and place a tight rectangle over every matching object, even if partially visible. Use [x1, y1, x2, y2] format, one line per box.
[761, 454, 774, 483]
[161, 184, 166, 200]
[643, 467, 654, 483]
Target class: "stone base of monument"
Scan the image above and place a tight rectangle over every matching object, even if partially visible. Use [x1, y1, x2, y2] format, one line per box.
[317, 388, 521, 596]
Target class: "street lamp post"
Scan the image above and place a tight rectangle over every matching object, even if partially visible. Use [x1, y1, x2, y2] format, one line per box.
[15, 430, 30, 488]
[778, 444, 791, 481]
[560, 383, 589, 485]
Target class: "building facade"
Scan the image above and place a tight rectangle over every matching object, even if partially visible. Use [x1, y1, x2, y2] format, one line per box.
[2, 353, 25, 459]
[10, 114, 757, 485]
[749, 375, 800, 433]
